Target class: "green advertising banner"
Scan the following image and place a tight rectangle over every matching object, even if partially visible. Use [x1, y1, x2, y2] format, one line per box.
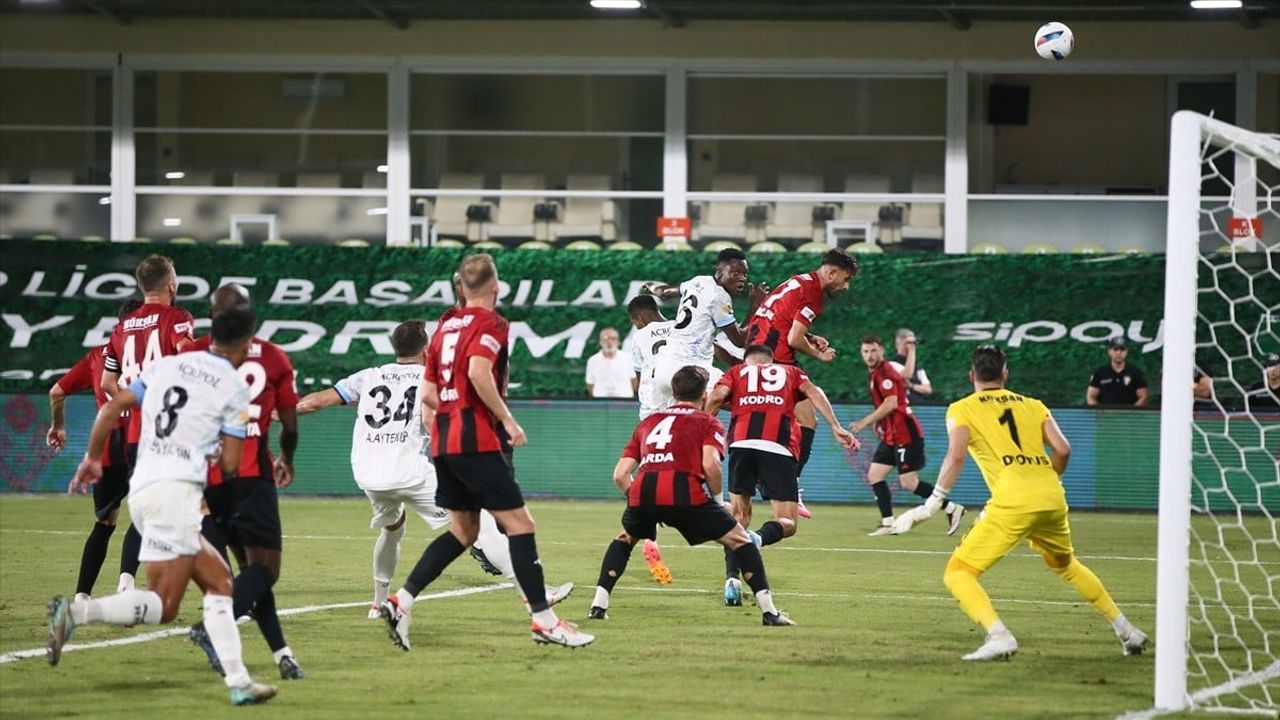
[0, 240, 1189, 406]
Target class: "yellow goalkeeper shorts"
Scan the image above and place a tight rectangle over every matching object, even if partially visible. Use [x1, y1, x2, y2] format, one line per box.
[951, 505, 1075, 573]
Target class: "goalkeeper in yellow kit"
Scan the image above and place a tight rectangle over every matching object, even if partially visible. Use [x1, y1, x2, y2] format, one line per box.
[892, 345, 1150, 661]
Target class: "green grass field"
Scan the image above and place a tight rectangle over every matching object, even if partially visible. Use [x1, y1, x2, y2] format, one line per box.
[0, 495, 1258, 719]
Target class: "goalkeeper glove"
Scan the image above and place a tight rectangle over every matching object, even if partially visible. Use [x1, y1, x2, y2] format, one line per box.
[922, 486, 948, 516]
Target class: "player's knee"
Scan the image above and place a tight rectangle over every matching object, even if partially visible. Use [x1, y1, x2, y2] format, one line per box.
[1043, 552, 1073, 571]
[615, 530, 635, 544]
[778, 518, 797, 537]
[943, 557, 982, 588]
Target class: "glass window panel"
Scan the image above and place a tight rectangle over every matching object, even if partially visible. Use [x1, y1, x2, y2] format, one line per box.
[0, 191, 110, 239]
[414, 194, 660, 246]
[135, 132, 385, 186]
[0, 68, 111, 127]
[410, 135, 661, 191]
[1257, 73, 1279, 135]
[137, 193, 387, 245]
[134, 71, 386, 130]
[411, 73, 663, 133]
[968, 199, 1166, 253]
[687, 139, 941, 193]
[0, 129, 111, 185]
[689, 76, 946, 136]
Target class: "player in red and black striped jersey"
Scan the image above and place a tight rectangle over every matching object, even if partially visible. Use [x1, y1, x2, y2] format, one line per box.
[850, 335, 965, 537]
[381, 254, 592, 651]
[587, 365, 795, 626]
[745, 248, 858, 481]
[46, 299, 141, 603]
[186, 284, 305, 681]
[706, 345, 857, 605]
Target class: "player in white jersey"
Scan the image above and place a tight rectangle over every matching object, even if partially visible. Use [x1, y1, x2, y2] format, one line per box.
[295, 320, 571, 618]
[626, 295, 675, 418]
[642, 248, 763, 412]
[50, 306, 277, 707]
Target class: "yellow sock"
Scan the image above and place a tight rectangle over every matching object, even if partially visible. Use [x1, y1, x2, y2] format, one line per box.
[1054, 558, 1120, 623]
[944, 558, 1000, 630]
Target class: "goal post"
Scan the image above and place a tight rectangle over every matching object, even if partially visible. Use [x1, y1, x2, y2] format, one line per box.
[1153, 110, 1280, 715]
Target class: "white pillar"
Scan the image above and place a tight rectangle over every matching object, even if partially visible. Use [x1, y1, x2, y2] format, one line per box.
[663, 65, 688, 219]
[386, 63, 411, 247]
[944, 66, 968, 254]
[1232, 68, 1258, 251]
[111, 55, 136, 242]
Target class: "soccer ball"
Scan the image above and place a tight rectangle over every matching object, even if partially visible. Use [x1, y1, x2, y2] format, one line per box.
[1034, 22, 1074, 60]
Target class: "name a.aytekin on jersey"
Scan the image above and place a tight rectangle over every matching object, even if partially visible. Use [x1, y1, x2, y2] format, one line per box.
[146, 438, 192, 460]
[177, 362, 224, 387]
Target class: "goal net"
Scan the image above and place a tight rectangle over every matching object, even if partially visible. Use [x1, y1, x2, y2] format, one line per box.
[1154, 111, 1280, 715]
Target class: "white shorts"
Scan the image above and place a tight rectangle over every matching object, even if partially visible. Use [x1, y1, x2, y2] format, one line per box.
[128, 481, 204, 563]
[364, 480, 450, 530]
[649, 356, 723, 414]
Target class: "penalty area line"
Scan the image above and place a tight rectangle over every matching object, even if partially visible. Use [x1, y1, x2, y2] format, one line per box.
[0, 582, 510, 665]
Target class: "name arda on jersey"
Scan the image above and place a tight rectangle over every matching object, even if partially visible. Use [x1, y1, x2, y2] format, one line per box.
[642, 452, 674, 464]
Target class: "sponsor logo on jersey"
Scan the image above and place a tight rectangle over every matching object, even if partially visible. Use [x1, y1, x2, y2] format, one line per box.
[800, 307, 816, 321]
[480, 333, 502, 353]
[881, 378, 894, 390]
[177, 361, 224, 388]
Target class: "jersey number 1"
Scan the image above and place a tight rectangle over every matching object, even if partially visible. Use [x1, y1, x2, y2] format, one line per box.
[998, 408, 1022, 449]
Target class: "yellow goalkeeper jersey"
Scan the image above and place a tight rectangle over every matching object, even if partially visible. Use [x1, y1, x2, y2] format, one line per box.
[945, 388, 1067, 512]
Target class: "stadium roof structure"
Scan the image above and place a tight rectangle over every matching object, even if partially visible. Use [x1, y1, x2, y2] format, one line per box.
[1, 0, 1276, 30]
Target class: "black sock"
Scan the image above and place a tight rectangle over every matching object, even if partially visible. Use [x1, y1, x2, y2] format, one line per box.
[120, 524, 142, 577]
[595, 539, 634, 594]
[871, 482, 894, 519]
[404, 531, 466, 597]
[76, 522, 115, 595]
[724, 545, 740, 580]
[912, 480, 936, 500]
[731, 543, 770, 596]
[232, 563, 274, 619]
[508, 533, 550, 613]
[200, 515, 229, 564]
[253, 590, 287, 653]
[797, 427, 816, 476]
[757, 520, 785, 546]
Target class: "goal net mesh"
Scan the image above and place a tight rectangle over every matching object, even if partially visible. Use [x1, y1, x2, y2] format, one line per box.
[1184, 119, 1280, 714]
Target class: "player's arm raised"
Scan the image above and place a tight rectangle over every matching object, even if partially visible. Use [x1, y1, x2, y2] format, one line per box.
[787, 319, 835, 362]
[850, 394, 896, 435]
[71, 389, 137, 494]
[799, 380, 858, 450]
[640, 281, 680, 300]
[469, 355, 526, 447]
[1042, 412, 1072, 476]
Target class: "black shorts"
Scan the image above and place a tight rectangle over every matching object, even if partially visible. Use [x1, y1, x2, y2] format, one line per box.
[92, 428, 131, 520]
[205, 477, 282, 551]
[621, 502, 739, 546]
[434, 452, 525, 512]
[872, 438, 927, 474]
[728, 447, 799, 502]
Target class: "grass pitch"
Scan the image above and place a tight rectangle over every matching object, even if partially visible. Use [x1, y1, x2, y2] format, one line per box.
[0, 495, 1186, 719]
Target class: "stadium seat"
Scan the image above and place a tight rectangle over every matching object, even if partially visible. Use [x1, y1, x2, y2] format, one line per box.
[487, 174, 545, 243]
[337, 238, 371, 247]
[284, 172, 345, 243]
[471, 240, 505, 250]
[702, 240, 743, 254]
[902, 175, 944, 243]
[1022, 242, 1058, 254]
[431, 238, 466, 249]
[839, 174, 892, 245]
[794, 241, 830, 253]
[748, 241, 788, 253]
[518, 240, 553, 251]
[144, 171, 219, 243]
[1072, 243, 1106, 254]
[4, 170, 75, 239]
[130, 237, 153, 243]
[80, 235, 106, 242]
[765, 174, 826, 245]
[33, 233, 59, 241]
[695, 174, 756, 243]
[1120, 246, 1149, 255]
[263, 237, 291, 246]
[970, 243, 1008, 254]
[847, 242, 884, 254]
[655, 239, 693, 252]
[563, 239, 602, 251]
[607, 241, 644, 251]
[213, 237, 241, 246]
[169, 236, 199, 244]
[551, 175, 617, 243]
[426, 173, 489, 243]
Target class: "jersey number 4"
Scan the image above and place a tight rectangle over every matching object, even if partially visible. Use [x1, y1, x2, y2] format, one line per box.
[644, 415, 676, 450]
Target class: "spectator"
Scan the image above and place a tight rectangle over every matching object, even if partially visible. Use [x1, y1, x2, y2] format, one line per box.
[1193, 368, 1214, 402]
[1244, 353, 1280, 411]
[889, 328, 932, 405]
[585, 327, 634, 398]
[1086, 336, 1149, 407]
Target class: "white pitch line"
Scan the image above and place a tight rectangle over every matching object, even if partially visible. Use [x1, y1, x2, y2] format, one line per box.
[0, 583, 510, 665]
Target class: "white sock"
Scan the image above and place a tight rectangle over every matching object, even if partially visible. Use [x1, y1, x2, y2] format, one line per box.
[76, 590, 162, 626]
[373, 523, 405, 601]
[394, 588, 415, 612]
[988, 620, 1010, 637]
[476, 511, 516, 580]
[755, 589, 778, 615]
[591, 586, 610, 610]
[203, 594, 250, 688]
[531, 608, 558, 628]
[943, 501, 957, 513]
[1112, 612, 1132, 635]
[116, 573, 135, 593]
[272, 646, 294, 664]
